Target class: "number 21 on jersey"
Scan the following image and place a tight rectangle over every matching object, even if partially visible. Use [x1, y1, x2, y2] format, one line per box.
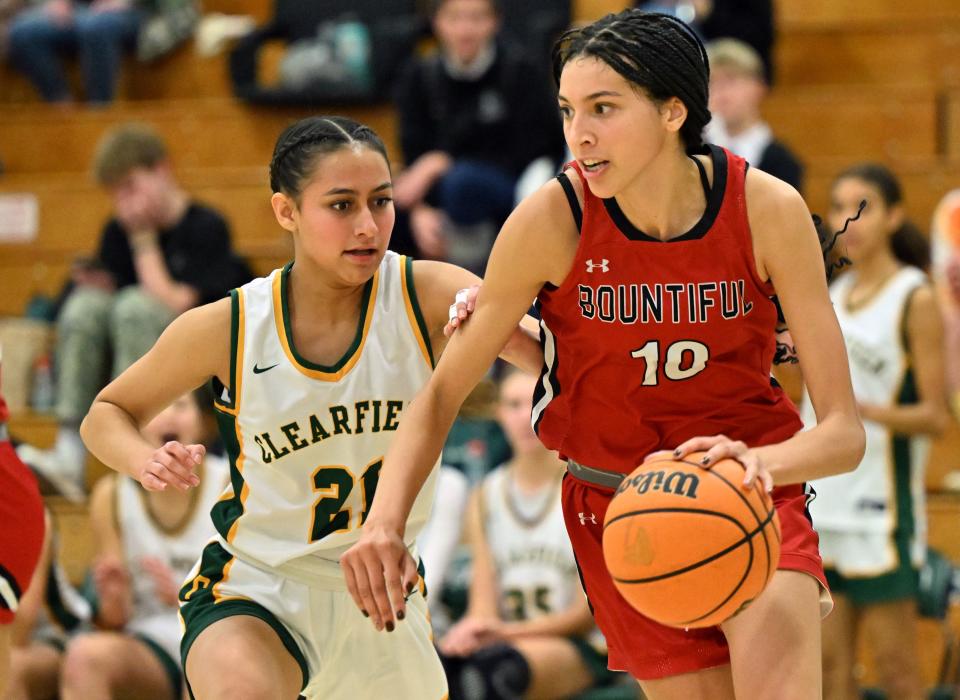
[308, 458, 382, 542]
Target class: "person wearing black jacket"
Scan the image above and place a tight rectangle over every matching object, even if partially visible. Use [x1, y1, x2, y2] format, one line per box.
[16, 123, 249, 501]
[392, 0, 563, 272]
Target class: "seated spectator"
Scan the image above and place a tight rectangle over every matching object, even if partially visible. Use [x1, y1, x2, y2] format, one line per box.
[705, 38, 804, 192]
[438, 369, 617, 699]
[17, 123, 248, 501]
[7, 0, 144, 104]
[58, 388, 227, 700]
[418, 378, 511, 636]
[392, 0, 564, 273]
[4, 510, 92, 700]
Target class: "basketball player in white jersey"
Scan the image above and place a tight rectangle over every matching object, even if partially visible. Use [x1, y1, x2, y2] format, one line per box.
[62, 389, 227, 700]
[79, 116, 542, 700]
[439, 368, 615, 699]
[801, 164, 949, 700]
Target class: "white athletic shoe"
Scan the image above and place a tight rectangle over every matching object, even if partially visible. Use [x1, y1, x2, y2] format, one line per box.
[15, 443, 86, 503]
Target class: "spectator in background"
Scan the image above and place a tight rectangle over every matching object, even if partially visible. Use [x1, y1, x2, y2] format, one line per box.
[3, 511, 91, 700]
[0, 381, 46, 698]
[392, 0, 564, 273]
[6, 0, 144, 103]
[634, 0, 774, 81]
[58, 389, 227, 700]
[17, 124, 248, 501]
[418, 378, 511, 635]
[438, 369, 617, 700]
[705, 38, 804, 192]
[802, 164, 948, 700]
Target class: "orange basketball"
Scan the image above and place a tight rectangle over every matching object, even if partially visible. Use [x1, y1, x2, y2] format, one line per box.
[602, 452, 780, 629]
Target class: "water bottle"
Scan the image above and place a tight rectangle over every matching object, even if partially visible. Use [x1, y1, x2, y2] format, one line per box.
[31, 353, 55, 413]
[334, 20, 372, 90]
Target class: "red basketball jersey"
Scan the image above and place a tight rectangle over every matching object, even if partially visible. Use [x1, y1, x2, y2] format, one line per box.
[534, 146, 803, 476]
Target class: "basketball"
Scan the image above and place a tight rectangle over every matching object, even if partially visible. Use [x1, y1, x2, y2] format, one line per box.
[602, 453, 781, 629]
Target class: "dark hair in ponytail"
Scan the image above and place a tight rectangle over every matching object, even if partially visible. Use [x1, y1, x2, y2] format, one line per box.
[551, 9, 711, 154]
[269, 116, 390, 202]
[834, 163, 930, 270]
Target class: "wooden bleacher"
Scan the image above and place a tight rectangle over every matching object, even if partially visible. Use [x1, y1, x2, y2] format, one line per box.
[1, 0, 960, 688]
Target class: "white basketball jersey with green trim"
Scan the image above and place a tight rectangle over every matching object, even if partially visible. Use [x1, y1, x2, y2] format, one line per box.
[211, 251, 438, 584]
[803, 266, 929, 536]
[481, 467, 578, 619]
[117, 455, 228, 659]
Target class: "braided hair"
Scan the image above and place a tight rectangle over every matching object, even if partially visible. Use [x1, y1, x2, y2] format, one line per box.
[269, 116, 390, 202]
[552, 10, 711, 154]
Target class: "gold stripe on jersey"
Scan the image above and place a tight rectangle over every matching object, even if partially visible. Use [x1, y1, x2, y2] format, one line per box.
[214, 288, 246, 417]
[399, 256, 434, 368]
[272, 263, 380, 381]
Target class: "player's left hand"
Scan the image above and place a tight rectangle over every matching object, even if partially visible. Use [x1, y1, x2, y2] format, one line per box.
[669, 436, 774, 492]
[340, 522, 419, 632]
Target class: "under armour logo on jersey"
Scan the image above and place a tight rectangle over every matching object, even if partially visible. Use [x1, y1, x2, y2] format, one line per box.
[578, 512, 598, 525]
[585, 259, 609, 273]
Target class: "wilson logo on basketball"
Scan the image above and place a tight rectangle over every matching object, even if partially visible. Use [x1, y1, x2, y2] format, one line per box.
[616, 469, 700, 500]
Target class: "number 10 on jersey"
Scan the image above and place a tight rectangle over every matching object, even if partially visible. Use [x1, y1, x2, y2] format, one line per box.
[309, 458, 382, 542]
[631, 340, 710, 385]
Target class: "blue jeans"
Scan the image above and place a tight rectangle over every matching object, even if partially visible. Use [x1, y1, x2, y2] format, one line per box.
[433, 160, 517, 227]
[8, 5, 141, 103]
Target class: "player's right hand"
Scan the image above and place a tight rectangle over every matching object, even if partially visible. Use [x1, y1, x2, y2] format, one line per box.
[444, 285, 480, 336]
[341, 522, 419, 632]
[135, 441, 203, 492]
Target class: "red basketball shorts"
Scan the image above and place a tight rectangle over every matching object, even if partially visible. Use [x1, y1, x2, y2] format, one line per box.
[562, 473, 826, 680]
[0, 440, 45, 625]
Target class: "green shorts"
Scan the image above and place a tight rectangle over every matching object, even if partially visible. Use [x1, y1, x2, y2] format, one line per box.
[824, 527, 919, 606]
[134, 633, 184, 700]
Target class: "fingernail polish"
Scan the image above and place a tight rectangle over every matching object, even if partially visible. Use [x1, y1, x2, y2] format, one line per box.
[397, 610, 405, 621]
[673, 449, 681, 456]
[386, 621, 395, 632]
[361, 610, 369, 617]
[407, 581, 416, 594]
[700, 456, 710, 465]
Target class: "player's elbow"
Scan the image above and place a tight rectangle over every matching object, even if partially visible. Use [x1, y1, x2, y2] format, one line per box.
[838, 418, 866, 474]
[925, 405, 950, 438]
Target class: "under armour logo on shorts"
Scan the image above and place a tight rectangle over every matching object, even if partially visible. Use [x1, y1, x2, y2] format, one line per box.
[578, 512, 598, 525]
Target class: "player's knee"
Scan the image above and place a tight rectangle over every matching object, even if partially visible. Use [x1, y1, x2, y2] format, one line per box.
[441, 643, 531, 700]
[874, 643, 919, 686]
[60, 634, 119, 688]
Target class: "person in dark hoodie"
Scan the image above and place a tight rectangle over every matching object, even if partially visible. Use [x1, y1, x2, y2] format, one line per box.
[392, 0, 564, 273]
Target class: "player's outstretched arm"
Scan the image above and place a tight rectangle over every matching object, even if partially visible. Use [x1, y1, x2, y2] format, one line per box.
[80, 299, 230, 492]
[341, 181, 575, 631]
[746, 171, 865, 483]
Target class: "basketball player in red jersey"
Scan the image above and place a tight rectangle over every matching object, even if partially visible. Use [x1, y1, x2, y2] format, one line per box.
[343, 10, 865, 699]
[0, 357, 47, 695]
